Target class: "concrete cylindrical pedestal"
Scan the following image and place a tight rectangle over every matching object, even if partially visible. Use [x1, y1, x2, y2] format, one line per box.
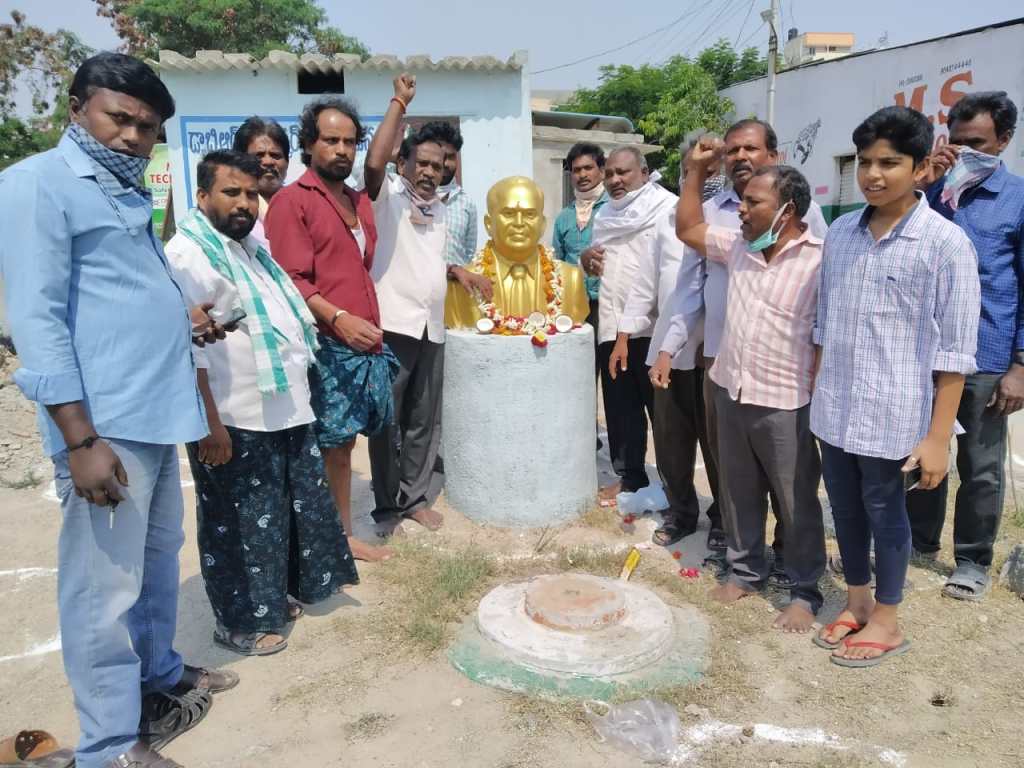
[442, 326, 597, 527]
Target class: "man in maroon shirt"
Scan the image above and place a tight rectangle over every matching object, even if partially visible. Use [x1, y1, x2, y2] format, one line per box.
[266, 96, 397, 562]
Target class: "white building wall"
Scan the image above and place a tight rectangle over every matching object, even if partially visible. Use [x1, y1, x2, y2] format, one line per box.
[721, 22, 1024, 219]
[161, 59, 532, 246]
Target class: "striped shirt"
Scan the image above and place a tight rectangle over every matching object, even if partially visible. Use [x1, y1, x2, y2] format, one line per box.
[706, 225, 823, 410]
[442, 184, 478, 265]
[811, 195, 981, 460]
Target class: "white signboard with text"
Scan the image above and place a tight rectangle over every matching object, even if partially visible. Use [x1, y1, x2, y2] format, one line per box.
[178, 114, 383, 207]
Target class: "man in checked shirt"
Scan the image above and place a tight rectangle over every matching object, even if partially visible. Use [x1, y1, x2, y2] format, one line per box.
[812, 106, 980, 667]
[676, 141, 826, 634]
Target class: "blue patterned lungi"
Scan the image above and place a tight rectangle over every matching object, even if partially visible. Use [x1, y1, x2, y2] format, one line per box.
[310, 334, 400, 448]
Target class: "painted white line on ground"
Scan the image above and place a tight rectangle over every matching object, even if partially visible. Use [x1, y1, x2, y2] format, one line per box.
[684, 719, 905, 766]
[0, 567, 57, 582]
[0, 632, 62, 664]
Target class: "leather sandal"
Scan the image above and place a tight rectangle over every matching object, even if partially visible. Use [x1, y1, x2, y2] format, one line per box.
[104, 742, 182, 768]
[172, 664, 239, 695]
[0, 730, 73, 767]
[139, 688, 212, 752]
[213, 626, 287, 657]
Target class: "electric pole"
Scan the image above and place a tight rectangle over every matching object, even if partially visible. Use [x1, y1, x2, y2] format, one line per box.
[761, 0, 780, 125]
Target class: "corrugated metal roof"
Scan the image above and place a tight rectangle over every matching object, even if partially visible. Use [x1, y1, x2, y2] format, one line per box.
[153, 49, 527, 74]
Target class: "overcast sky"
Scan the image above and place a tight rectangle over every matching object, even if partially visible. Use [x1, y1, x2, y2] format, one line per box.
[3, 0, 1021, 100]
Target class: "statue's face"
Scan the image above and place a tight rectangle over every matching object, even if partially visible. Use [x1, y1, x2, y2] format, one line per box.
[485, 178, 546, 262]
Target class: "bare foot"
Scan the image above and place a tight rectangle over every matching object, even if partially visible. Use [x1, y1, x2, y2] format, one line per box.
[709, 582, 750, 605]
[408, 506, 443, 531]
[831, 616, 904, 662]
[773, 602, 815, 633]
[350, 536, 394, 562]
[599, 482, 622, 501]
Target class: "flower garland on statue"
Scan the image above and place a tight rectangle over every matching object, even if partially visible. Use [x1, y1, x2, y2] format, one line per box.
[470, 241, 572, 347]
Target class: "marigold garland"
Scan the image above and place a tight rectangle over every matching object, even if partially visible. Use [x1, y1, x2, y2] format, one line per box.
[471, 241, 565, 338]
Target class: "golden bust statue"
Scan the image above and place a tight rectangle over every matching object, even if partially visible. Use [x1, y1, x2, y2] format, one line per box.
[445, 176, 590, 330]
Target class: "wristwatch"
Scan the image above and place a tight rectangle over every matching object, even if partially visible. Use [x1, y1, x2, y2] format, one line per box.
[1014, 350, 1024, 367]
[68, 435, 101, 452]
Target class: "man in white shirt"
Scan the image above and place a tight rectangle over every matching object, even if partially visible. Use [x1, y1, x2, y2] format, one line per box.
[166, 150, 358, 656]
[659, 119, 829, 574]
[362, 75, 489, 532]
[608, 205, 718, 548]
[581, 147, 676, 498]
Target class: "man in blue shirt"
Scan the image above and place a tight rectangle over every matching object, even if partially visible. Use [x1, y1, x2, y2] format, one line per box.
[908, 91, 1024, 602]
[0, 54, 236, 767]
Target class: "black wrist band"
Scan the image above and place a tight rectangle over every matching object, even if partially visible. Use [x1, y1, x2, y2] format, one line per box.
[1014, 351, 1024, 367]
[68, 435, 101, 452]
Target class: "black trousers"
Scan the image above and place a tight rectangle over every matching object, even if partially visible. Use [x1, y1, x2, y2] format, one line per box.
[369, 331, 444, 521]
[598, 338, 654, 492]
[653, 367, 722, 532]
[907, 373, 1007, 569]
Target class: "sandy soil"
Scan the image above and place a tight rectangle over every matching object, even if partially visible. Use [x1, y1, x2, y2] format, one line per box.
[2, 352, 1023, 768]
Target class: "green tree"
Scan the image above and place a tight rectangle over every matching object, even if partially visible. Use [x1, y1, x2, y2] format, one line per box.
[695, 38, 768, 90]
[0, 10, 92, 167]
[94, 0, 369, 60]
[0, 10, 91, 118]
[561, 54, 733, 188]
[0, 116, 56, 170]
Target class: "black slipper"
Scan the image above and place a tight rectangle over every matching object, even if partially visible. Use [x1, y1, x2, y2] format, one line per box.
[652, 521, 695, 547]
[706, 528, 728, 552]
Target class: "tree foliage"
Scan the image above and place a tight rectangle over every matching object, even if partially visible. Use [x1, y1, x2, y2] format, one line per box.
[0, 10, 92, 168]
[695, 38, 767, 90]
[562, 53, 735, 188]
[558, 40, 770, 187]
[93, 0, 369, 60]
[0, 10, 92, 119]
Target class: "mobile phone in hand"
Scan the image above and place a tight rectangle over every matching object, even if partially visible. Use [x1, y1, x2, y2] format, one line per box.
[191, 320, 212, 339]
[213, 306, 247, 327]
[903, 466, 922, 492]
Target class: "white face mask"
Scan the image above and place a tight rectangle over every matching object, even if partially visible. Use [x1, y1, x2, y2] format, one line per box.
[608, 171, 662, 209]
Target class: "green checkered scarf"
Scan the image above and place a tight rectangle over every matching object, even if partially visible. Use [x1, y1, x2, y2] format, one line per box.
[178, 209, 319, 395]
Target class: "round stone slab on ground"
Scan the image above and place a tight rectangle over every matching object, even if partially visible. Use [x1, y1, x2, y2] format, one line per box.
[525, 573, 627, 631]
[450, 574, 710, 699]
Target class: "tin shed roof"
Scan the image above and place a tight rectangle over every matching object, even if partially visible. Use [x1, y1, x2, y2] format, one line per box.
[153, 49, 527, 74]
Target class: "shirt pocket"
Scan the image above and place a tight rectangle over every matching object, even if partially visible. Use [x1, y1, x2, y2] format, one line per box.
[873, 252, 933, 319]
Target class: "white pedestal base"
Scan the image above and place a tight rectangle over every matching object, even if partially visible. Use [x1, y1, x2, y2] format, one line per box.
[442, 326, 597, 528]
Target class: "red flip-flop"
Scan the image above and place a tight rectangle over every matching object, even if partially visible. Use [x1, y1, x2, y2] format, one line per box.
[812, 619, 863, 650]
[830, 638, 911, 668]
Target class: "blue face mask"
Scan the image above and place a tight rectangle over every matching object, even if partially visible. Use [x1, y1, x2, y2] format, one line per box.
[746, 203, 792, 253]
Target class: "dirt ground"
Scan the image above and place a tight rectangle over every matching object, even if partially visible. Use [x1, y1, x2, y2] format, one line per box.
[2, 348, 1024, 767]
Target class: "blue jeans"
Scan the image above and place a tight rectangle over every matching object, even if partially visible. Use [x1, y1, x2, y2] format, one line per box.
[55, 440, 186, 767]
[819, 441, 911, 606]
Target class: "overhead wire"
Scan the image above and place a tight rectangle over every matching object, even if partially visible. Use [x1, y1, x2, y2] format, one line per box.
[737, 20, 766, 50]
[646, 0, 723, 64]
[662, 0, 750, 64]
[734, 0, 757, 48]
[529, 2, 715, 75]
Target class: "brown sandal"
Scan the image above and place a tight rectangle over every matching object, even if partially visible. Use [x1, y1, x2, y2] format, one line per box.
[0, 731, 74, 767]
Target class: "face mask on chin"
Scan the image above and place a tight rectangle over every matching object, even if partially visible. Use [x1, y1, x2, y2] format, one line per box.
[746, 203, 791, 253]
